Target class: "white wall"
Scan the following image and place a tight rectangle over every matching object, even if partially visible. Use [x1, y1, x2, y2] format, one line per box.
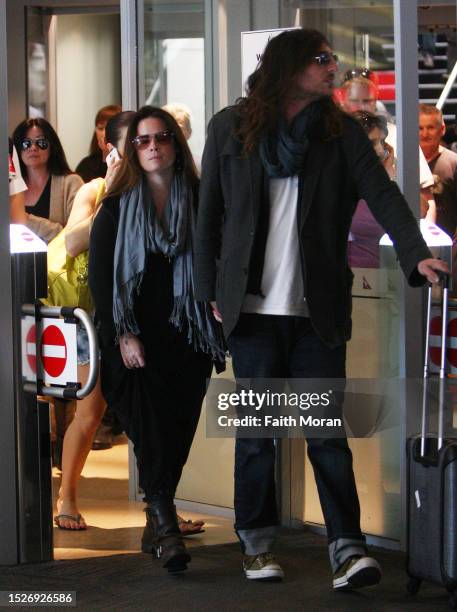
[163, 38, 205, 164]
[55, 13, 121, 171]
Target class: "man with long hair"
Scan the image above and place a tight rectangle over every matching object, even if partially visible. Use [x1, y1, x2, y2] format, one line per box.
[195, 29, 447, 589]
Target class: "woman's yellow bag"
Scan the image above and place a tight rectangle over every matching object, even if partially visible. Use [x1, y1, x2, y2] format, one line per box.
[43, 229, 93, 312]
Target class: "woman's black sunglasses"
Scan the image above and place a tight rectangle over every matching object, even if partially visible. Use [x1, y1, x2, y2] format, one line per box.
[21, 137, 49, 151]
[131, 131, 174, 150]
[313, 52, 339, 66]
[343, 68, 374, 82]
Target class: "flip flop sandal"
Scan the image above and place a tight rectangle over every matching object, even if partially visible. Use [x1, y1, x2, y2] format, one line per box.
[54, 513, 87, 530]
[178, 518, 205, 536]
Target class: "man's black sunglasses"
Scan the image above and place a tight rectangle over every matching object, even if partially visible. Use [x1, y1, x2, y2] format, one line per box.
[313, 52, 339, 66]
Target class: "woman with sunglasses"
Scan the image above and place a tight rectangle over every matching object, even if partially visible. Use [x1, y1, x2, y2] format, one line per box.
[89, 106, 225, 573]
[12, 118, 83, 243]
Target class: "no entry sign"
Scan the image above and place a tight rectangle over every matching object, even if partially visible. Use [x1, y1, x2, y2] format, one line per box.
[26, 324, 37, 373]
[21, 315, 37, 382]
[429, 307, 457, 376]
[41, 325, 67, 377]
[21, 316, 78, 386]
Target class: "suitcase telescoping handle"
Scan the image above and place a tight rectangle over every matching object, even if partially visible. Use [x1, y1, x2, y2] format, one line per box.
[421, 272, 449, 456]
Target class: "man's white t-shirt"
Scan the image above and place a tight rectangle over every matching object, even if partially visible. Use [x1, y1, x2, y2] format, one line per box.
[242, 175, 309, 317]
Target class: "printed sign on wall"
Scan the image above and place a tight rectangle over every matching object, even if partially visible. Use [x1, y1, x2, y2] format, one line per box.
[241, 27, 298, 95]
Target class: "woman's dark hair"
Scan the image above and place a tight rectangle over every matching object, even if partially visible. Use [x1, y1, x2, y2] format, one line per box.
[12, 117, 72, 177]
[236, 28, 343, 154]
[89, 104, 122, 155]
[105, 111, 136, 148]
[106, 106, 199, 200]
[352, 110, 388, 138]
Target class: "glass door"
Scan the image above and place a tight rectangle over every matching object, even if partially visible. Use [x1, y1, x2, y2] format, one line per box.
[138, 0, 235, 510]
[142, 0, 207, 163]
[280, 0, 406, 542]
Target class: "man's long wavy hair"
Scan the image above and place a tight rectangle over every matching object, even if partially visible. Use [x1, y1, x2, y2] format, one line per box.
[236, 28, 343, 155]
[105, 106, 199, 201]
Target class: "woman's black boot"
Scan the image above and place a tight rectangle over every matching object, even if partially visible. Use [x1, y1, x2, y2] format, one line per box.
[142, 497, 190, 573]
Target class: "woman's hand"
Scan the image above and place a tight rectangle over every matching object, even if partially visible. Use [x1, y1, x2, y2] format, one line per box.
[210, 301, 222, 323]
[382, 142, 396, 179]
[104, 159, 122, 191]
[119, 333, 146, 369]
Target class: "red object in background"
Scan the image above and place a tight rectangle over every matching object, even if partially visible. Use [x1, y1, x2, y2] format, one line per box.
[26, 324, 37, 374]
[8, 152, 16, 178]
[428, 311, 457, 374]
[376, 71, 395, 101]
[430, 315, 444, 367]
[447, 315, 457, 370]
[333, 88, 345, 106]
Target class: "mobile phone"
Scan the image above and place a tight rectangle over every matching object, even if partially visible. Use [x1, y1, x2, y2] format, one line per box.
[106, 147, 120, 167]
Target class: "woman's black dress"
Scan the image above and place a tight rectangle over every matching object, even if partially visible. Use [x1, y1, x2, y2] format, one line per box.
[89, 196, 212, 499]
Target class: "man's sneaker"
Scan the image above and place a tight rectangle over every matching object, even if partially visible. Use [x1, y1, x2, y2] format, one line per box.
[333, 555, 382, 590]
[243, 553, 284, 581]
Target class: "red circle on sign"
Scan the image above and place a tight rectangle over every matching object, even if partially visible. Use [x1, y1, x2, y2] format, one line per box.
[26, 324, 36, 373]
[447, 317, 457, 369]
[429, 315, 443, 366]
[40, 325, 67, 377]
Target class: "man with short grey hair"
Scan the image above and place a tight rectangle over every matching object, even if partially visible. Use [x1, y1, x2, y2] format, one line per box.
[419, 103, 457, 238]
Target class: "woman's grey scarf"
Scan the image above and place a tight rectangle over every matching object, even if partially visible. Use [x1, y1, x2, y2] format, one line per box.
[259, 101, 321, 177]
[112, 174, 226, 362]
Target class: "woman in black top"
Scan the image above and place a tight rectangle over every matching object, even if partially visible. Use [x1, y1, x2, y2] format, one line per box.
[89, 106, 224, 573]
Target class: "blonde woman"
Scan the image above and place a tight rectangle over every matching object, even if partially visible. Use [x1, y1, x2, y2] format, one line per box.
[54, 111, 134, 530]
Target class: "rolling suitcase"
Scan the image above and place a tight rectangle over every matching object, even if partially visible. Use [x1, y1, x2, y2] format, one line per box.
[407, 275, 457, 609]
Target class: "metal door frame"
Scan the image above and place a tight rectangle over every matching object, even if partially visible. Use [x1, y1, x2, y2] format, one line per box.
[0, 0, 19, 565]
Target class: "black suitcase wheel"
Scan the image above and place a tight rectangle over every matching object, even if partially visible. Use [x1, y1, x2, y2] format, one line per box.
[407, 577, 421, 595]
[449, 592, 457, 609]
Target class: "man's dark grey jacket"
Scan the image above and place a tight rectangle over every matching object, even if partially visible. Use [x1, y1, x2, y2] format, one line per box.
[194, 106, 432, 348]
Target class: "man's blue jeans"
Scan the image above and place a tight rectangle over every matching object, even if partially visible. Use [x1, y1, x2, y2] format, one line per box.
[227, 313, 367, 571]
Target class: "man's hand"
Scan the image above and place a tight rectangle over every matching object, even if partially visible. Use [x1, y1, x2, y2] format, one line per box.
[120, 333, 146, 369]
[417, 258, 449, 284]
[210, 301, 222, 323]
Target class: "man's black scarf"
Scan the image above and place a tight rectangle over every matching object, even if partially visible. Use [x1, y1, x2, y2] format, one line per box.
[259, 101, 321, 178]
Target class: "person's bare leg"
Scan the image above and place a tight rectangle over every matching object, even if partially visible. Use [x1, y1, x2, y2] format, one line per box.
[55, 365, 105, 529]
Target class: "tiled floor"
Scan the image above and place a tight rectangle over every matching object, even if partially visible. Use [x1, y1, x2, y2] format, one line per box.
[52, 437, 237, 560]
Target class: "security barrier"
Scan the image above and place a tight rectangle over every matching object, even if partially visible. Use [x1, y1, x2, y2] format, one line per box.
[21, 304, 99, 399]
